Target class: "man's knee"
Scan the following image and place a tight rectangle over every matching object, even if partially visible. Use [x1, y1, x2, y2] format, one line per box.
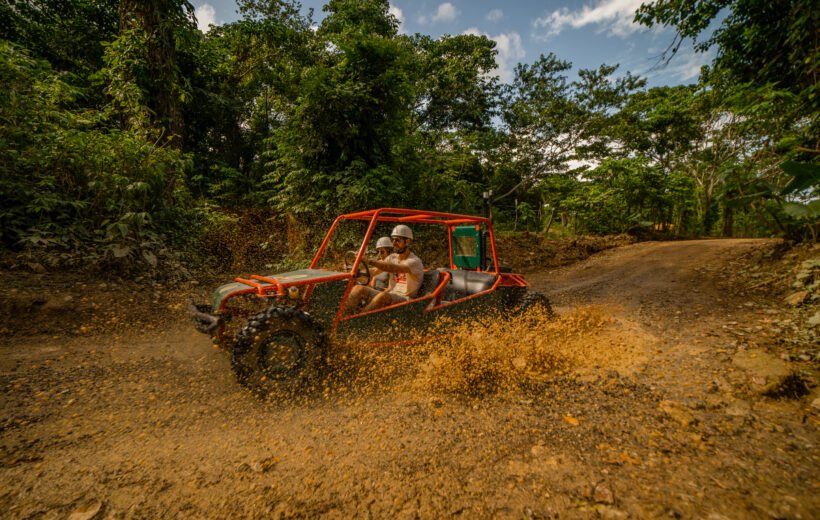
[371, 291, 393, 308]
[348, 285, 379, 310]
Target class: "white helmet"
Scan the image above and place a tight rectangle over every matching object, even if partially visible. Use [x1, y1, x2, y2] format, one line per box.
[375, 236, 392, 249]
[391, 224, 413, 240]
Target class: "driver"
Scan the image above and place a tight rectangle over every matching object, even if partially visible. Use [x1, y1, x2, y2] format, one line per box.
[344, 225, 424, 314]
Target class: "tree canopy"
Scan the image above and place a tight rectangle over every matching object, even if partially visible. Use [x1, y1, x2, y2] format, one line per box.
[0, 0, 817, 274]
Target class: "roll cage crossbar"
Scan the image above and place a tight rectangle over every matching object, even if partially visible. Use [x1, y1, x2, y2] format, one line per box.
[309, 208, 501, 276]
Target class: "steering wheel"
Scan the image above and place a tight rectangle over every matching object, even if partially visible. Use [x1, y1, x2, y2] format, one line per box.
[344, 250, 371, 285]
[344, 250, 357, 270]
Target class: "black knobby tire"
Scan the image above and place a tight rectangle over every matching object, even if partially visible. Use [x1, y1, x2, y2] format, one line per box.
[232, 306, 326, 398]
[515, 291, 555, 319]
[214, 293, 272, 350]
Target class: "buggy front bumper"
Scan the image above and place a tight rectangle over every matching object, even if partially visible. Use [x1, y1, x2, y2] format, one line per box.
[187, 299, 222, 334]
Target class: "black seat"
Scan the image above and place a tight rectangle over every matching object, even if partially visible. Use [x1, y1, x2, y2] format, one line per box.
[416, 269, 441, 297]
[439, 269, 497, 301]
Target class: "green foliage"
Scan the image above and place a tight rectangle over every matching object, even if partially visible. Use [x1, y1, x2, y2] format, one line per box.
[405, 33, 500, 216]
[98, 28, 155, 139]
[783, 201, 820, 219]
[411, 33, 500, 132]
[615, 85, 702, 168]
[636, 0, 819, 139]
[0, 41, 192, 273]
[3, 0, 819, 281]
[559, 158, 694, 235]
[779, 161, 820, 241]
[637, 0, 818, 92]
[102, 1, 198, 147]
[0, 0, 119, 78]
[264, 0, 414, 216]
[502, 55, 644, 182]
[181, 0, 313, 204]
[781, 161, 820, 195]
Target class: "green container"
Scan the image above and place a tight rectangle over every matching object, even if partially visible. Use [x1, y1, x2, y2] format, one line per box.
[452, 224, 481, 269]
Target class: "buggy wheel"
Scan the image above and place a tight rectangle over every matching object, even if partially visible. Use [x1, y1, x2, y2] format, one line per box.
[215, 293, 270, 350]
[232, 306, 326, 398]
[514, 291, 555, 319]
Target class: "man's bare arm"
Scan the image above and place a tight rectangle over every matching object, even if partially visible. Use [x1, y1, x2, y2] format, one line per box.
[369, 259, 412, 273]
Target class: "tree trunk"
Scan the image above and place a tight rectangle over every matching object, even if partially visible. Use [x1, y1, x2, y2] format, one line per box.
[513, 198, 519, 232]
[700, 193, 714, 236]
[118, 0, 185, 148]
[285, 213, 309, 254]
[674, 205, 684, 237]
[544, 208, 556, 235]
[722, 204, 734, 237]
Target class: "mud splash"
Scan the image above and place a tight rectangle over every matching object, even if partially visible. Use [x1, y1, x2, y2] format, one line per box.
[416, 306, 612, 396]
[322, 305, 649, 400]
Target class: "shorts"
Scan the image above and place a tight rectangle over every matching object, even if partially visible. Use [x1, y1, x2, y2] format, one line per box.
[361, 286, 409, 305]
[386, 292, 410, 304]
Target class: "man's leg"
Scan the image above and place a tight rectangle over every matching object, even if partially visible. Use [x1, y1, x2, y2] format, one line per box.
[345, 285, 378, 314]
[363, 291, 392, 312]
[363, 291, 407, 312]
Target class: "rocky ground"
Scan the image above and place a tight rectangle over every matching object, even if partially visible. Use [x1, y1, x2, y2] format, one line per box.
[0, 238, 818, 519]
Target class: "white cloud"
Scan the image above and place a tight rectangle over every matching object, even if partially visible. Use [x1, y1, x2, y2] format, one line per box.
[533, 0, 645, 38]
[623, 40, 713, 85]
[195, 3, 217, 33]
[486, 9, 503, 22]
[463, 28, 525, 83]
[389, 5, 406, 33]
[432, 2, 459, 23]
[666, 56, 706, 82]
[656, 46, 712, 83]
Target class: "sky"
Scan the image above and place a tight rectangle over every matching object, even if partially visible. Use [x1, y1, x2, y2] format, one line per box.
[191, 0, 715, 87]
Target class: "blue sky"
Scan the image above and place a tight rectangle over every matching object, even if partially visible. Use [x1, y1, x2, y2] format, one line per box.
[192, 0, 714, 87]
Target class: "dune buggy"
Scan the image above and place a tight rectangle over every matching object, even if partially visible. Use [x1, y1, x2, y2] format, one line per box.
[188, 208, 551, 396]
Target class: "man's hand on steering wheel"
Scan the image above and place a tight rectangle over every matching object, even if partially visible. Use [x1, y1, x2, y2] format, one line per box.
[344, 250, 371, 285]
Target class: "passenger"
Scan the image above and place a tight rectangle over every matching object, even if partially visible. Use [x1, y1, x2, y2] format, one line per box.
[345, 225, 424, 314]
[370, 236, 392, 290]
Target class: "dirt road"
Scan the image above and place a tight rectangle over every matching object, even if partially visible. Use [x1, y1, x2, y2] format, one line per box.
[1, 239, 818, 518]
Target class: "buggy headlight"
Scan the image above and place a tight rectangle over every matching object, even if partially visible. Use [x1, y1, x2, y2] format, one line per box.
[287, 286, 300, 300]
